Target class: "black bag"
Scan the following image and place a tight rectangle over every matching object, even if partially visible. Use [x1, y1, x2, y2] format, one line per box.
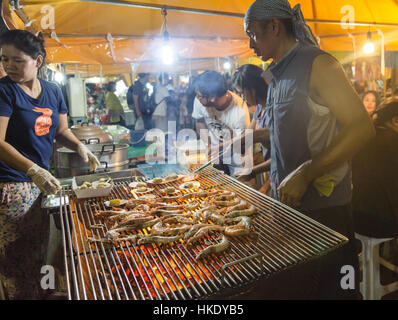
[126, 86, 135, 110]
[145, 89, 166, 115]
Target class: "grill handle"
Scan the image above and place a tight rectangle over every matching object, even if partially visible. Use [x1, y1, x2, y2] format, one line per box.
[88, 137, 100, 144]
[220, 253, 263, 288]
[130, 166, 155, 179]
[101, 144, 116, 154]
[93, 161, 109, 173]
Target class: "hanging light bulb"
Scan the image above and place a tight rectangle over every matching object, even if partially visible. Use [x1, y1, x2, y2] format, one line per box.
[363, 31, 375, 54]
[54, 72, 64, 83]
[223, 61, 231, 70]
[160, 9, 175, 65]
[161, 30, 174, 65]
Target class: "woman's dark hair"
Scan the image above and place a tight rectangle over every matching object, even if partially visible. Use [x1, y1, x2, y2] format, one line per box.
[195, 70, 227, 98]
[0, 30, 46, 67]
[373, 99, 398, 127]
[107, 81, 116, 92]
[232, 64, 268, 102]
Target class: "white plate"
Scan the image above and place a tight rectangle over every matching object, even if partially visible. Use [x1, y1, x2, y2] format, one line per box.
[129, 181, 148, 188]
[133, 188, 154, 194]
[179, 181, 201, 190]
[104, 199, 128, 207]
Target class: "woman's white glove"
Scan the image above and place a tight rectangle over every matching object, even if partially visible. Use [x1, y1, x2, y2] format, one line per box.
[26, 164, 61, 195]
[77, 143, 101, 172]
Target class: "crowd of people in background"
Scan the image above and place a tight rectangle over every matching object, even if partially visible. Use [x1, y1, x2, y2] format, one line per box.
[85, 72, 198, 132]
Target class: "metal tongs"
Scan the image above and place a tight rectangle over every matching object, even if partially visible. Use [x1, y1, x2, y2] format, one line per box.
[193, 142, 232, 174]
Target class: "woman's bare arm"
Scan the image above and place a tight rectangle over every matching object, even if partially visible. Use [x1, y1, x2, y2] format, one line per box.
[54, 114, 85, 151]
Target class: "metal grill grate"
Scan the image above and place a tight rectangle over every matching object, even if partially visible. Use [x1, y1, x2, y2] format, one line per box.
[59, 166, 348, 300]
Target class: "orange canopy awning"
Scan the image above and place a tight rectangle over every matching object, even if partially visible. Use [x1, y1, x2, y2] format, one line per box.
[3, 0, 398, 75]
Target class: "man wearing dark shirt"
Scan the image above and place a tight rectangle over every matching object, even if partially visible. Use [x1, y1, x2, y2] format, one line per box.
[128, 73, 151, 129]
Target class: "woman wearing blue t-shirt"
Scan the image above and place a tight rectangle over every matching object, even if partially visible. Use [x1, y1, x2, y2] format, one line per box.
[0, 30, 100, 299]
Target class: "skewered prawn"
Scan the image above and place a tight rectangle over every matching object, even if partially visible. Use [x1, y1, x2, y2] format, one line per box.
[226, 206, 257, 218]
[196, 235, 230, 260]
[213, 191, 236, 201]
[182, 190, 219, 200]
[115, 213, 154, 228]
[183, 223, 214, 241]
[159, 195, 183, 202]
[151, 221, 192, 237]
[160, 212, 192, 221]
[151, 208, 184, 216]
[224, 225, 250, 237]
[152, 203, 184, 210]
[161, 215, 193, 225]
[107, 211, 144, 221]
[226, 200, 248, 212]
[125, 199, 153, 209]
[185, 199, 201, 211]
[211, 198, 241, 207]
[192, 210, 203, 223]
[207, 212, 227, 225]
[186, 225, 225, 244]
[226, 216, 253, 229]
[94, 207, 127, 217]
[138, 235, 182, 245]
[134, 204, 151, 211]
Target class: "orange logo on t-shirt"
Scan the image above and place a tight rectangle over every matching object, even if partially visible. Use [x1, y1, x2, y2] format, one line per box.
[33, 107, 53, 136]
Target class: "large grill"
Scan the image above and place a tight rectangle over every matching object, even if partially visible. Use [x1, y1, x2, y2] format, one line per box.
[58, 166, 348, 300]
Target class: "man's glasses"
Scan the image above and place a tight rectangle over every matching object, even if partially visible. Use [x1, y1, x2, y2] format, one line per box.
[196, 93, 216, 103]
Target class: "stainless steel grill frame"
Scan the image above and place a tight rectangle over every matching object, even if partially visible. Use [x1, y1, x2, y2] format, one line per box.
[59, 167, 348, 300]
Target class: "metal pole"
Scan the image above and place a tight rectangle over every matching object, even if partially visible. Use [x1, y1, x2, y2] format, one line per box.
[79, 0, 398, 28]
[377, 29, 386, 98]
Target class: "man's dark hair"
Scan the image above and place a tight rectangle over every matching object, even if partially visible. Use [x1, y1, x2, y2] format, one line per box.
[232, 64, 268, 102]
[138, 73, 149, 78]
[107, 81, 116, 92]
[258, 18, 295, 38]
[195, 70, 227, 98]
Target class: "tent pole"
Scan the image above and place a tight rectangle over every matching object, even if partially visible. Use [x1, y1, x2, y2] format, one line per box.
[376, 29, 386, 98]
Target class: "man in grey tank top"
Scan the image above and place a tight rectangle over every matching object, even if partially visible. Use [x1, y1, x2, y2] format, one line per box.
[245, 0, 375, 299]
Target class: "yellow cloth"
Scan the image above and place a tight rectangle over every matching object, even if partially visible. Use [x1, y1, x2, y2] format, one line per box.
[105, 92, 125, 123]
[313, 174, 336, 197]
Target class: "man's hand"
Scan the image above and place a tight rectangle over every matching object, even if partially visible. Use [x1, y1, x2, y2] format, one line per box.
[277, 161, 312, 208]
[26, 164, 61, 195]
[235, 172, 254, 182]
[77, 144, 101, 172]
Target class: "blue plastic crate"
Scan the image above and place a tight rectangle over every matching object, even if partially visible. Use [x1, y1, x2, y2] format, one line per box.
[130, 130, 147, 147]
[137, 163, 189, 178]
